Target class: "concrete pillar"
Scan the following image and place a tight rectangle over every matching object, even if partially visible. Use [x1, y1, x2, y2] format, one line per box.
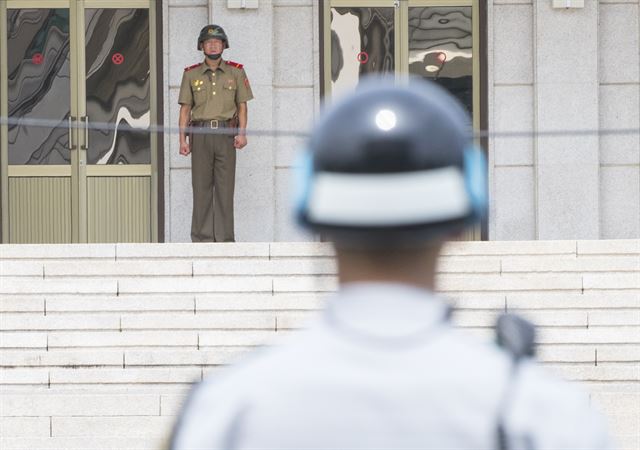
[534, 1, 600, 239]
[598, 1, 640, 239]
[490, 1, 536, 240]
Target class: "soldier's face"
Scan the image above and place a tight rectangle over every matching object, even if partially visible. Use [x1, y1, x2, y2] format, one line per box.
[203, 38, 224, 54]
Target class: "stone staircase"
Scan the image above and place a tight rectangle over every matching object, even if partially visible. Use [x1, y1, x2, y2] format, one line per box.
[1, 241, 638, 450]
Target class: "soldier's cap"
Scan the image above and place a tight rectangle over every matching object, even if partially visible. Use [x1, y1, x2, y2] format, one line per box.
[197, 25, 229, 50]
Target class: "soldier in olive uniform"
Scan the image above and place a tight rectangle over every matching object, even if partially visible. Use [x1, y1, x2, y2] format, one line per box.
[179, 25, 254, 242]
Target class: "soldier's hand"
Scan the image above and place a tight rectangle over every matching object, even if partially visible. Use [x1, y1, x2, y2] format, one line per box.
[234, 135, 247, 149]
[179, 142, 191, 156]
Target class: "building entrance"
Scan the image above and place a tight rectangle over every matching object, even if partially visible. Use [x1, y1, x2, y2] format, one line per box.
[1, 0, 159, 243]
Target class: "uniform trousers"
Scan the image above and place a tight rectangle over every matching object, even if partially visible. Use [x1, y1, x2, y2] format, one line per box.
[190, 129, 236, 242]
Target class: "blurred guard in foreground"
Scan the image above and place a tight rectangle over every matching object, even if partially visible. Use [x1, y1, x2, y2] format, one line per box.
[170, 78, 611, 449]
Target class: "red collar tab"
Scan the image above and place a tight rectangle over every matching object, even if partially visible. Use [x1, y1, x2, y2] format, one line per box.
[225, 60, 244, 69]
[184, 62, 203, 72]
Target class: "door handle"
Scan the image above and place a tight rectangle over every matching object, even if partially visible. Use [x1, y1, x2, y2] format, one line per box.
[68, 116, 77, 150]
[80, 116, 89, 150]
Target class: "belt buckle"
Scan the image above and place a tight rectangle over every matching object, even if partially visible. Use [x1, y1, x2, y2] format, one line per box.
[209, 119, 219, 129]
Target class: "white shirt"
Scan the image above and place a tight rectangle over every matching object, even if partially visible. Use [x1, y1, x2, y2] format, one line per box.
[172, 283, 612, 450]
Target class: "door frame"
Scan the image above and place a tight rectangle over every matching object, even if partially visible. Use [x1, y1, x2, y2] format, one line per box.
[319, 0, 485, 240]
[0, 0, 160, 243]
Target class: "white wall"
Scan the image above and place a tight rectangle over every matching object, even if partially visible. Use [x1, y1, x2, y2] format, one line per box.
[489, 0, 640, 240]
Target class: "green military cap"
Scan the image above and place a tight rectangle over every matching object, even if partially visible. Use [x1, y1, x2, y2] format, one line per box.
[197, 25, 229, 50]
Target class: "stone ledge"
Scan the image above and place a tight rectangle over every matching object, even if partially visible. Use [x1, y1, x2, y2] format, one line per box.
[0, 241, 636, 262]
[0, 437, 159, 450]
[0, 279, 118, 296]
[49, 368, 201, 385]
[125, 349, 250, 367]
[442, 240, 577, 256]
[116, 243, 270, 259]
[44, 261, 193, 277]
[0, 298, 44, 313]
[196, 293, 325, 311]
[506, 292, 640, 309]
[0, 369, 49, 385]
[0, 314, 121, 332]
[438, 274, 583, 292]
[548, 364, 640, 382]
[537, 327, 640, 345]
[0, 333, 48, 350]
[160, 394, 187, 416]
[51, 416, 174, 438]
[48, 331, 198, 349]
[578, 240, 640, 255]
[45, 297, 195, 313]
[502, 256, 640, 273]
[198, 329, 281, 347]
[269, 242, 334, 257]
[453, 310, 588, 328]
[118, 276, 273, 294]
[0, 262, 44, 277]
[583, 273, 640, 290]
[120, 312, 277, 331]
[0, 350, 124, 368]
[193, 258, 336, 275]
[438, 257, 502, 273]
[0, 244, 116, 260]
[0, 418, 50, 438]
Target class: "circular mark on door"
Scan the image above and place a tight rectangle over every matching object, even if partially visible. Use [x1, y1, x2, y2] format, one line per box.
[112, 53, 125, 65]
[357, 52, 369, 64]
[32, 53, 44, 65]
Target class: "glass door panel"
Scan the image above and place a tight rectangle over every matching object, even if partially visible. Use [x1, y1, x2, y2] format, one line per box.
[7, 8, 72, 165]
[82, 6, 152, 243]
[408, 2, 479, 241]
[4, 6, 74, 243]
[85, 8, 150, 165]
[408, 6, 473, 116]
[330, 6, 395, 97]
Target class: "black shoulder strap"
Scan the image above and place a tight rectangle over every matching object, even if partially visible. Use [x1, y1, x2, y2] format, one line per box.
[495, 313, 536, 360]
[494, 313, 537, 450]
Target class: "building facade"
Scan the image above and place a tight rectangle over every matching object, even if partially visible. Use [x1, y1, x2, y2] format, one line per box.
[1, 0, 639, 243]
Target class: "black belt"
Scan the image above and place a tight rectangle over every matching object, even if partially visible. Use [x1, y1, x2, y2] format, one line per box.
[191, 119, 234, 129]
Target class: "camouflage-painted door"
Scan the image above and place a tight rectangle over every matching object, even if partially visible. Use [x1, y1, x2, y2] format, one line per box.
[0, 0, 157, 243]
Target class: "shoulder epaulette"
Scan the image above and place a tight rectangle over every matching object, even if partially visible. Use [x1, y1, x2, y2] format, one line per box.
[184, 63, 203, 72]
[225, 60, 244, 69]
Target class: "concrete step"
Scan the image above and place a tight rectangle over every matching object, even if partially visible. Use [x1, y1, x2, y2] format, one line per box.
[0, 240, 638, 450]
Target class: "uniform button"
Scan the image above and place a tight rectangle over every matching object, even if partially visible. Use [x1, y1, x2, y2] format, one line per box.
[213, 92, 216, 96]
[212, 83, 216, 86]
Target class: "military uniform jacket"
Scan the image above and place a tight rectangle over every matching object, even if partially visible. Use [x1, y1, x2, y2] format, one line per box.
[171, 283, 612, 450]
[178, 60, 253, 121]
